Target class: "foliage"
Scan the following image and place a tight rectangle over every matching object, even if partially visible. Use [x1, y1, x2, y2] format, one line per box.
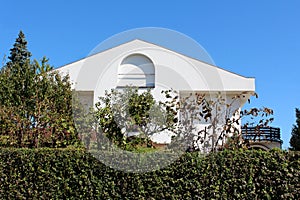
[172, 92, 274, 152]
[7, 31, 32, 68]
[290, 108, 300, 151]
[0, 31, 79, 148]
[0, 148, 299, 199]
[91, 88, 274, 153]
[89, 87, 177, 151]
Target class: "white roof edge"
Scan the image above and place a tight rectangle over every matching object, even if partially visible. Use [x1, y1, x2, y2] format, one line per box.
[55, 39, 143, 70]
[55, 39, 255, 80]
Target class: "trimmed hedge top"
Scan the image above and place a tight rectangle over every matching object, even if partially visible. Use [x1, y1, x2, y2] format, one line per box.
[0, 148, 299, 199]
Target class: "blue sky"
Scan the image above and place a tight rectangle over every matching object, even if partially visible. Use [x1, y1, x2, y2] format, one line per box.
[1, 1, 299, 149]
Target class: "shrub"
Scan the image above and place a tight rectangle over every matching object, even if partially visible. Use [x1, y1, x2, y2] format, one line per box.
[0, 148, 299, 199]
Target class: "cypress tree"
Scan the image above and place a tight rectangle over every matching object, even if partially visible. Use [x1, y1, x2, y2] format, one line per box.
[290, 108, 300, 151]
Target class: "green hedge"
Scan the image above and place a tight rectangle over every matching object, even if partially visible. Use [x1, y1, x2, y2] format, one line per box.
[0, 148, 299, 199]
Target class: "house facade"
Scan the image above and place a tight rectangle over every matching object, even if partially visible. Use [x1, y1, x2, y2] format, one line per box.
[56, 39, 280, 150]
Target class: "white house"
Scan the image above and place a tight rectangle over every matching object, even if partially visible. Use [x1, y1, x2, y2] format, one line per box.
[57, 39, 261, 149]
[57, 39, 254, 106]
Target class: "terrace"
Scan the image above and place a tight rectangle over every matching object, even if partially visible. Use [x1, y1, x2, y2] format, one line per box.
[242, 127, 283, 149]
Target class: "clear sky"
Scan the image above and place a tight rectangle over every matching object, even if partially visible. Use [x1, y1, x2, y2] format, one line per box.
[0, 1, 299, 149]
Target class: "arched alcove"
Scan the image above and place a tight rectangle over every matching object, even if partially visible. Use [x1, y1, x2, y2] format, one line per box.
[117, 54, 155, 88]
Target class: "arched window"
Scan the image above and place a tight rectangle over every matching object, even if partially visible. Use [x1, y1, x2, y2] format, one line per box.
[117, 54, 155, 88]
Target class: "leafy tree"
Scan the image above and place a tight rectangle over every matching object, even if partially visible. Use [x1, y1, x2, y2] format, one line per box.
[88, 87, 273, 153]
[89, 87, 177, 151]
[290, 108, 300, 151]
[171, 92, 274, 152]
[0, 31, 78, 148]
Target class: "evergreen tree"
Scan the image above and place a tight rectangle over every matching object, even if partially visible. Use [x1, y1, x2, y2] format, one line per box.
[290, 108, 300, 151]
[0, 31, 79, 148]
[1, 31, 35, 108]
[7, 30, 32, 67]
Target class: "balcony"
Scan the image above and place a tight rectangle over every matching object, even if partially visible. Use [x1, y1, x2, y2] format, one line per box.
[241, 127, 283, 144]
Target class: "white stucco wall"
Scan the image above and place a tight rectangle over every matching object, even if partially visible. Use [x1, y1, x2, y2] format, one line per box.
[57, 40, 255, 102]
[56, 39, 255, 145]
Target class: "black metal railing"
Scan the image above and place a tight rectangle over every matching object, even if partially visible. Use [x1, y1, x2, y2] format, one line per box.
[242, 127, 282, 143]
